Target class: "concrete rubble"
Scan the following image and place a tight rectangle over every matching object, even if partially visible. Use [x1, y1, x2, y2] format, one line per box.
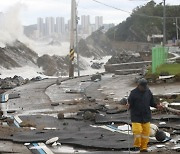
[0, 75, 43, 90]
[0, 73, 179, 153]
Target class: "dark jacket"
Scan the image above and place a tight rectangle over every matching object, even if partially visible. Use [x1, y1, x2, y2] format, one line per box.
[128, 87, 157, 123]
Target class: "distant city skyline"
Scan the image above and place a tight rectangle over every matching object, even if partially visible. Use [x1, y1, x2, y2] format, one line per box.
[0, 0, 179, 26]
[36, 15, 110, 38]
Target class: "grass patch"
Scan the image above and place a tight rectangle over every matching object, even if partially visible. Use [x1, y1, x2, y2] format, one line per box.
[145, 63, 180, 81]
[156, 64, 180, 75]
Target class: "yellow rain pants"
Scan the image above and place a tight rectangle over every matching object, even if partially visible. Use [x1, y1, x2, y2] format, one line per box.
[132, 122, 150, 150]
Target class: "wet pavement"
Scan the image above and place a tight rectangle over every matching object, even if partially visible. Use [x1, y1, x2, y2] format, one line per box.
[0, 74, 180, 153]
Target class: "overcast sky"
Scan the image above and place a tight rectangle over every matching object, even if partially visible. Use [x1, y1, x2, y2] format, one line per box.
[0, 0, 179, 25]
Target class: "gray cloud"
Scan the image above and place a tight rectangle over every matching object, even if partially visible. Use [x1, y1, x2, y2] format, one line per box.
[0, 0, 179, 25]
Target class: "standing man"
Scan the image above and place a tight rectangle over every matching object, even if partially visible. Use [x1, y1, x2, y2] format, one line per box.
[128, 78, 163, 152]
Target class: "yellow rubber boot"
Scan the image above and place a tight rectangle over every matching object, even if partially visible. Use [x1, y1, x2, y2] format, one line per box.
[132, 123, 143, 148]
[141, 122, 150, 150]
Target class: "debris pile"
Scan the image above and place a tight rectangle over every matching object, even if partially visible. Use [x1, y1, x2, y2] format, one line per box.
[0, 75, 43, 90]
[0, 76, 27, 89]
[91, 62, 104, 69]
[107, 51, 143, 64]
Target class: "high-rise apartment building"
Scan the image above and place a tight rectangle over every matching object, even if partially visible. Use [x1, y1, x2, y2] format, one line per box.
[95, 16, 103, 30]
[81, 15, 90, 34]
[56, 17, 65, 35]
[37, 17, 44, 37]
[45, 17, 55, 36]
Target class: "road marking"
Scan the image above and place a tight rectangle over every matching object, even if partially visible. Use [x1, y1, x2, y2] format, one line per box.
[38, 143, 54, 154]
[13, 115, 54, 154]
[32, 143, 46, 154]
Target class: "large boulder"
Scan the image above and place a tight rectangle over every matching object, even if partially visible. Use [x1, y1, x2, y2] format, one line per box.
[12, 75, 25, 86]
[0, 40, 38, 69]
[37, 54, 68, 76]
[78, 30, 115, 58]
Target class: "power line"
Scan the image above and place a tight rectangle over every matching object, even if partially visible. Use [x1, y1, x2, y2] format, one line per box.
[91, 0, 132, 14]
[91, 0, 180, 19]
[128, 0, 149, 1]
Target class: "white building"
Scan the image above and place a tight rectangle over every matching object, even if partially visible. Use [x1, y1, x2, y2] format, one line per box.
[50, 17, 55, 34]
[81, 15, 90, 34]
[45, 17, 55, 36]
[67, 19, 71, 32]
[95, 16, 103, 30]
[37, 17, 44, 37]
[56, 17, 65, 35]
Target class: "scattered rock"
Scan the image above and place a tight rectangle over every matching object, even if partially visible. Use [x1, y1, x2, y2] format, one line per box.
[106, 107, 122, 114]
[83, 111, 96, 121]
[63, 122, 68, 126]
[31, 76, 42, 81]
[19, 121, 36, 127]
[0, 110, 3, 117]
[155, 130, 166, 142]
[51, 103, 59, 106]
[13, 75, 25, 86]
[91, 74, 101, 81]
[91, 62, 103, 69]
[25, 78, 30, 84]
[4, 118, 14, 125]
[119, 97, 128, 105]
[165, 78, 175, 83]
[56, 78, 62, 85]
[0, 89, 5, 94]
[58, 112, 65, 119]
[88, 98, 96, 102]
[7, 110, 16, 113]
[74, 98, 83, 104]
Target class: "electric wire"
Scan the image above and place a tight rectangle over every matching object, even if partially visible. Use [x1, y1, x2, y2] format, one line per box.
[91, 0, 180, 19]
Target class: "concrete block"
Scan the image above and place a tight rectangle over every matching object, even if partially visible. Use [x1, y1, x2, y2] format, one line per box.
[0, 94, 9, 103]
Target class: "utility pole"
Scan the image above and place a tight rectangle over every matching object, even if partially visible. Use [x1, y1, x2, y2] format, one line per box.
[163, 0, 166, 46]
[176, 17, 179, 44]
[69, 0, 76, 78]
[76, 4, 80, 77]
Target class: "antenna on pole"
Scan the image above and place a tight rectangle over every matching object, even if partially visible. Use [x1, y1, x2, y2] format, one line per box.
[69, 0, 76, 78]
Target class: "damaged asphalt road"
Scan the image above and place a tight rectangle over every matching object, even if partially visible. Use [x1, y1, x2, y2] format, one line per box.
[0, 74, 180, 153]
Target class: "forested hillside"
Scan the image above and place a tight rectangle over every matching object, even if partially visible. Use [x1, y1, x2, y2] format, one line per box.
[106, 0, 180, 42]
